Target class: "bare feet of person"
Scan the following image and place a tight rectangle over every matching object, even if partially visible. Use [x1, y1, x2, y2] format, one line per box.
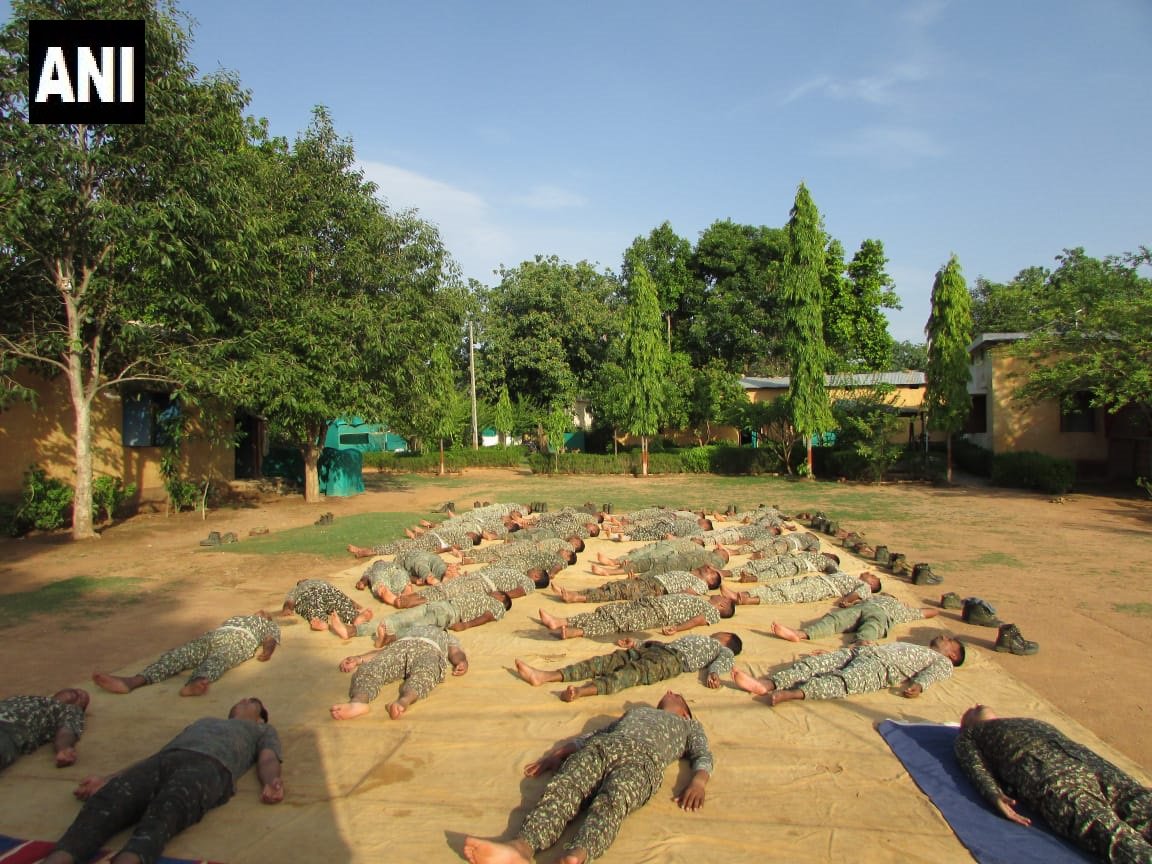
[555, 585, 583, 603]
[330, 701, 370, 720]
[768, 689, 805, 706]
[386, 702, 406, 720]
[179, 678, 210, 697]
[328, 614, 352, 639]
[92, 672, 136, 694]
[771, 622, 806, 642]
[514, 659, 552, 686]
[538, 609, 564, 630]
[732, 668, 771, 696]
[557, 625, 582, 640]
[462, 836, 533, 864]
[309, 618, 328, 631]
[560, 848, 590, 864]
[720, 585, 740, 602]
[347, 544, 375, 559]
[353, 608, 374, 625]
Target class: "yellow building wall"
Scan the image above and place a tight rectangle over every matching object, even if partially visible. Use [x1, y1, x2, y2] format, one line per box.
[744, 383, 938, 445]
[0, 370, 235, 503]
[987, 353, 1108, 462]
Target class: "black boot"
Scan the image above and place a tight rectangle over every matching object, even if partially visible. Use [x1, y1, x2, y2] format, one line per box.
[995, 623, 1039, 655]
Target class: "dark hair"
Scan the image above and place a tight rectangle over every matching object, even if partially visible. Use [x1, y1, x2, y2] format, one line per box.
[529, 568, 550, 588]
[469, 533, 482, 546]
[873, 578, 883, 593]
[826, 553, 840, 565]
[952, 641, 966, 667]
[568, 536, 585, 552]
[718, 599, 736, 619]
[719, 632, 743, 655]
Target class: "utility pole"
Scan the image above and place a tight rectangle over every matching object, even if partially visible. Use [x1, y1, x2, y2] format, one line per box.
[469, 319, 479, 449]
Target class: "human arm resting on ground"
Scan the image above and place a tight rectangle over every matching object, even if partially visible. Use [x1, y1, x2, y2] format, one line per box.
[836, 591, 864, 608]
[524, 740, 582, 777]
[339, 649, 383, 672]
[257, 637, 277, 662]
[257, 747, 284, 804]
[448, 646, 469, 675]
[53, 725, 79, 767]
[954, 730, 1029, 825]
[449, 611, 496, 631]
[661, 615, 708, 636]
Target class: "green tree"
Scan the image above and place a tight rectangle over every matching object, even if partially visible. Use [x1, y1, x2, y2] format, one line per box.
[492, 384, 514, 446]
[615, 260, 670, 476]
[622, 221, 695, 350]
[0, 0, 255, 538]
[475, 256, 620, 414]
[828, 239, 899, 370]
[892, 340, 929, 370]
[925, 254, 974, 482]
[685, 359, 745, 445]
[781, 183, 834, 475]
[398, 341, 466, 476]
[969, 266, 1050, 333]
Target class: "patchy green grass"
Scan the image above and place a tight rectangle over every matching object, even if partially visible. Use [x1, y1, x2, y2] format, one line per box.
[969, 551, 1024, 568]
[0, 576, 146, 628]
[1114, 602, 1152, 617]
[217, 512, 428, 558]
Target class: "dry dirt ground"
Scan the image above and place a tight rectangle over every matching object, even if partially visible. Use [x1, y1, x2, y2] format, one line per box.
[2, 466, 1150, 772]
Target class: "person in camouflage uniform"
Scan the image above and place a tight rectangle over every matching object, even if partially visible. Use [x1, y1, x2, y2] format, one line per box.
[42, 698, 283, 864]
[955, 705, 1152, 863]
[721, 570, 881, 606]
[593, 537, 704, 568]
[552, 568, 718, 604]
[355, 560, 418, 602]
[375, 592, 512, 642]
[770, 593, 938, 644]
[736, 550, 840, 582]
[536, 593, 735, 640]
[741, 530, 822, 557]
[607, 514, 712, 542]
[92, 612, 280, 697]
[346, 525, 483, 559]
[732, 637, 965, 706]
[459, 536, 576, 568]
[0, 689, 88, 772]
[515, 632, 743, 700]
[462, 692, 711, 864]
[392, 547, 459, 584]
[591, 544, 728, 578]
[331, 624, 468, 721]
[378, 567, 543, 608]
[279, 579, 372, 639]
[698, 520, 781, 546]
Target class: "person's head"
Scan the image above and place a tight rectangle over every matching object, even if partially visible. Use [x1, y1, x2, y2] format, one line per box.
[656, 690, 693, 720]
[697, 517, 713, 531]
[717, 546, 731, 563]
[566, 535, 585, 553]
[803, 532, 819, 544]
[229, 697, 269, 723]
[548, 561, 565, 578]
[701, 567, 723, 590]
[255, 609, 273, 620]
[693, 564, 718, 583]
[820, 554, 840, 573]
[710, 595, 736, 618]
[930, 634, 966, 667]
[862, 572, 882, 593]
[52, 688, 90, 712]
[527, 567, 551, 588]
[467, 532, 482, 546]
[560, 548, 576, 565]
[960, 704, 997, 729]
[712, 632, 743, 655]
[506, 522, 521, 534]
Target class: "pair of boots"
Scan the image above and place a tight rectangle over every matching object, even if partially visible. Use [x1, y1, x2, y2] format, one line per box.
[940, 593, 1040, 655]
[528, 501, 549, 513]
[314, 511, 334, 526]
[199, 530, 237, 546]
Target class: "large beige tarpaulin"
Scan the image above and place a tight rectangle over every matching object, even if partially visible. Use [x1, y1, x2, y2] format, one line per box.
[1, 523, 1146, 863]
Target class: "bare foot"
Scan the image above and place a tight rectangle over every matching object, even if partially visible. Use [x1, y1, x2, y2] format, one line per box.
[771, 622, 806, 642]
[560, 848, 590, 864]
[462, 836, 532, 864]
[179, 678, 210, 697]
[556, 585, 583, 603]
[91, 672, 134, 694]
[330, 702, 371, 720]
[557, 625, 582, 640]
[768, 689, 805, 706]
[353, 607, 374, 625]
[386, 702, 406, 720]
[720, 585, 740, 602]
[514, 659, 551, 686]
[538, 609, 564, 629]
[347, 544, 375, 559]
[328, 614, 353, 639]
[732, 668, 771, 696]
[309, 618, 328, 631]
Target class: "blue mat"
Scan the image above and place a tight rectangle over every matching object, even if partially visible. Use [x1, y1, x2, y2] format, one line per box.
[877, 720, 1095, 864]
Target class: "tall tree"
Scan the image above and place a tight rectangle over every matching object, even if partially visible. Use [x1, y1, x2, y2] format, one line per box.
[622, 221, 695, 350]
[615, 259, 670, 476]
[781, 183, 834, 475]
[0, 0, 255, 538]
[924, 254, 974, 482]
[396, 340, 466, 476]
[826, 239, 899, 370]
[492, 384, 514, 446]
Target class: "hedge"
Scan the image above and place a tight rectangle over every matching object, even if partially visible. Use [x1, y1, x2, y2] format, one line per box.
[990, 451, 1075, 494]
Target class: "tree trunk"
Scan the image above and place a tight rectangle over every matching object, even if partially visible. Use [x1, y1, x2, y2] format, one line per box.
[302, 439, 322, 503]
[641, 435, 649, 477]
[69, 384, 97, 539]
[439, 438, 446, 476]
[806, 439, 814, 478]
[946, 433, 953, 483]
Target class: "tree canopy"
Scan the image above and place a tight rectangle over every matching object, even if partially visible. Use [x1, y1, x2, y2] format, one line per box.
[925, 254, 973, 481]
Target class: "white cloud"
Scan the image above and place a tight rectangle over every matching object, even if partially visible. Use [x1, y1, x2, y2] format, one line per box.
[510, 184, 587, 210]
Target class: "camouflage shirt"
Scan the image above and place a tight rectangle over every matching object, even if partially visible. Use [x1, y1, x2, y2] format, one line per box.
[362, 561, 413, 595]
[0, 696, 85, 753]
[665, 634, 736, 676]
[652, 570, 710, 596]
[575, 706, 714, 776]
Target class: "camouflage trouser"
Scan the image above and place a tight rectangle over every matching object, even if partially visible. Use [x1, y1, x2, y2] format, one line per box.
[770, 648, 885, 700]
[1007, 745, 1152, 863]
[520, 737, 663, 859]
[804, 605, 892, 642]
[381, 601, 457, 636]
[559, 645, 684, 694]
[748, 580, 831, 605]
[582, 577, 663, 604]
[350, 641, 445, 703]
[139, 631, 254, 686]
[54, 749, 232, 864]
[294, 585, 360, 625]
[567, 605, 660, 637]
[0, 722, 20, 771]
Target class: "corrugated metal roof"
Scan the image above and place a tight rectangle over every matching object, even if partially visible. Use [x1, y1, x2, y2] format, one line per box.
[741, 371, 925, 389]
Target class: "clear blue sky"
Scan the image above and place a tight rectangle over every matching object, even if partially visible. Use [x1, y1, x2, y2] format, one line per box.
[19, 1, 1152, 344]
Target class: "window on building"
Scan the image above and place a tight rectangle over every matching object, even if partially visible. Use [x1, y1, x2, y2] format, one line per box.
[965, 395, 987, 434]
[1060, 391, 1095, 434]
[122, 392, 179, 447]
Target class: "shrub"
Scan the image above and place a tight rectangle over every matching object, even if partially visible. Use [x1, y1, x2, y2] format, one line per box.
[13, 465, 73, 533]
[363, 446, 527, 473]
[709, 446, 783, 476]
[991, 451, 1075, 494]
[91, 475, 137, 523]
[953, 438, 993, 477]
[679, 446, 715, 474]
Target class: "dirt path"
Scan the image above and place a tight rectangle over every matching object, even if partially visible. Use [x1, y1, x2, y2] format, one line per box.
[2, 467, 1150, 768]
